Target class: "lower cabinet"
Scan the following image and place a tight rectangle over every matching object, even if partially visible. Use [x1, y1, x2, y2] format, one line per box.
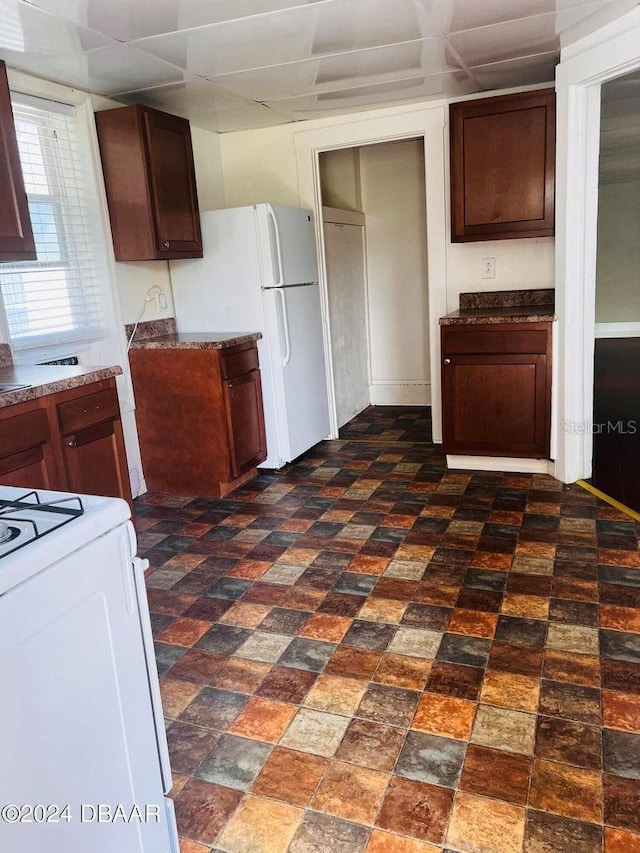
[441, 322, 552, 458]
[0, 378, 132, 505]
[129, 341, 267, 496]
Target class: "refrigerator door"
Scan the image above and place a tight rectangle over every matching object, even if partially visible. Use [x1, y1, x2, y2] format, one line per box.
[263, 283, 330, 461]
[256, 204, 319, 288]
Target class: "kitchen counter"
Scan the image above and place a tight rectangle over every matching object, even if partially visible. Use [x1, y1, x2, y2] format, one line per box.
[128, 332, 262, 350]
[439, 288, 555, 326]
[0, 364, 122, 408]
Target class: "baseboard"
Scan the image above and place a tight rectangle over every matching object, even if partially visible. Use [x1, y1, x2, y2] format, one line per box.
[446, 454, 556, 475]
[369, 381, 431, 405]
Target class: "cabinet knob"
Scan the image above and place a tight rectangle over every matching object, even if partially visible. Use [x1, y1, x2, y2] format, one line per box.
[67, 440, 77, 448]
[163, 241, 170, 249]
[444, 358, 451, 365]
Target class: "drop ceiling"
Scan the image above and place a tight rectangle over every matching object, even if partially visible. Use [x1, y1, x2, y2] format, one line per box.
[0, 0, 636, 132]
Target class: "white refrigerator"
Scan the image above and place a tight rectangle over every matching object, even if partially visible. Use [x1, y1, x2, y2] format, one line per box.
[170, 203, 330, 469]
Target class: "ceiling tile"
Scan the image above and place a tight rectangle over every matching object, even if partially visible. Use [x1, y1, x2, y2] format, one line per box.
[447, 14, 561, 67]
[115, 77, 251, 113]
[0, 0, 114, 71]
[263, 70, 475, 120]
[27, 43, 192, 96]
[23, 0, 330, 41]
[209, 38, 460, 101]
[468, 52, 557, 89]
[132, 0, 437, 78]
[183, 102, 293, 133]
[426, 0, 621, 34]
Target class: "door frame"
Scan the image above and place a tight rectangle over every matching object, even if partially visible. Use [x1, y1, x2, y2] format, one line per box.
[554, 6, 640, 483]
[294, 105, 447, 441]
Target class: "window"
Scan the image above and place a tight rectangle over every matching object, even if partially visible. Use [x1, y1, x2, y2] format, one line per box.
[0, 94, 104, 359]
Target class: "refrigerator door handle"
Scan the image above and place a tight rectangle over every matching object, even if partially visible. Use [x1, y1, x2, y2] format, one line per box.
[266, 204, 285, 287]
[275, 287, 292, 367]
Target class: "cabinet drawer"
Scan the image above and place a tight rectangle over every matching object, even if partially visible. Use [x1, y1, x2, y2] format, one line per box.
[0, 408, 50, 457]
[221, 346, 259, 380]
[442, 327, 549, 355]
[57, 388, 120, 436]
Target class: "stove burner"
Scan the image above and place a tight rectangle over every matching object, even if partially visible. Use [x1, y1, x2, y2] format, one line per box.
[0, 524, 20, 544]
[0, 491, 85, 559]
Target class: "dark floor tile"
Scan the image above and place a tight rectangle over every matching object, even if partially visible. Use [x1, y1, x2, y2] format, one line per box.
[535, 716, 602, 769]
[288, 811, 369, 853]
[356, 683, 420, 727]
[376, 776, 454, 843]
[464, 569, 508, 591]
[242, 582, 289, 605]
[395, 730, 466, 787]
[538, 680, 601, 725]
[603, 729, 640, 779]
[601, 629, 640, 663]
[602, 659, 640, 694]
[549, 599, 599, 626]
[456, 587, 503, 612]
[372, 578, 418, 601]
[524, 810, 603, 853]
[342, 620, 397, 651]
[336, 718, 405, 772]
[258, 607, 311, 635]
[600, 583, 640, 608]
[206, 577, 253, 600]
[495, 616, 547, 648]
[173, 778, 242, 846]
[167, 649, 226, 684]
[319, 592, 366, 617]
[460, 744, 532, 805]
[325, 646, 383, 679]
[255, 665, 317, 703]
[298, 567, 342, 590]
[436, 633, 492, 668]
[150, 612, 174, 637]
[425, 661, 484, 701]
[278, 637, 337, 672]
[599, 565, 640, 587]
[401, 602, 452, 631]
[488, 641, 543, 677]
[334, 573, 379, 596]
[182, 597, 234, 622]
[506, 574, 553, 596]
[167, 721, 220, 775]
[195, 624, 252, 656]
[605, 773, 640, 831]
[154, 642, 187, 675]
[195, 733, 272, 790]
[180, 686, 248, 729]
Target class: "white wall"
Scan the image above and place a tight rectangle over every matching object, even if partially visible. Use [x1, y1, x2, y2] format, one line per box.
[596, 179, 640, 322]
[359, 139, 430, 404]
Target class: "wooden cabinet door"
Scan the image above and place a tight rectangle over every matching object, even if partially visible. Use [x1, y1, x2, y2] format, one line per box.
[0, 445, 57, 490]
[450, 89, 555, 242]
[61, 419, 132, 504]
[0, 60, 36, 262]
[224, 370, 267, 478]
[143, 108, 202, 257]
[442, 354, 550, 457]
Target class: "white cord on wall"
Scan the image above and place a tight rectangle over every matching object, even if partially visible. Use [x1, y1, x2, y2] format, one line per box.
[126, 285, 163, 352]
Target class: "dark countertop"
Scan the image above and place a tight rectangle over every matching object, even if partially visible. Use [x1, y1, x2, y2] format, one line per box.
[440, 304, 556, 325]
[0, 364, 122, 408]
[128, 332, 262, 350]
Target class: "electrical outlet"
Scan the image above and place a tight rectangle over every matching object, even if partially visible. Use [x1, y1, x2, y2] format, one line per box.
[482, 257, 496, 279]
[158, 292, 168, 311]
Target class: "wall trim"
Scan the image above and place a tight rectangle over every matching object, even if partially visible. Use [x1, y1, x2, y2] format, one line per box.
[369, 381, 431, 406]
[595, 322, 640, 338]
[555, 5, 640, 484]
[446, 455, 556, 475]
[322, 206, 365, 226]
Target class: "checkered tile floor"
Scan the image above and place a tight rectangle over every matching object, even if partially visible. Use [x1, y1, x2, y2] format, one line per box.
[136, 407, 640, 853]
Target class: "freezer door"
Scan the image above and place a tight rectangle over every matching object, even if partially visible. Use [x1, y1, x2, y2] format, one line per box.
[256, 204, 319, 288]
[263, 284, 330, 461]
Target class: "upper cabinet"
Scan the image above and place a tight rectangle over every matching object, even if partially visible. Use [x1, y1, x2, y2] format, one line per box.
[95, 104, 203, 262]
[0, 60, 36, 263]
[450, 89, 556, 242]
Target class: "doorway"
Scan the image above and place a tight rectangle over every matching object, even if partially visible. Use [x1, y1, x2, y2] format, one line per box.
[590, 68, 640, 513]
[317, 137, 430, 436]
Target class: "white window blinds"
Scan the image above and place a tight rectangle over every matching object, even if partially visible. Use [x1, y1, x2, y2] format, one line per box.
[0, 94, 104, 355]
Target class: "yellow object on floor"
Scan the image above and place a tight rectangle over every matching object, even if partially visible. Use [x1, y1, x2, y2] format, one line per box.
[577, 479, 640, 522]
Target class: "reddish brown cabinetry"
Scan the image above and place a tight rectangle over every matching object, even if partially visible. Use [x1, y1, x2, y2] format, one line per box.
[95, 104, 202, 261]
[129, 342, 266, 497]
[0, 60, 36, 262]
[0, 379, 132, 504]
[441, 322, 552, 458]
[450, 89, 555, 242]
